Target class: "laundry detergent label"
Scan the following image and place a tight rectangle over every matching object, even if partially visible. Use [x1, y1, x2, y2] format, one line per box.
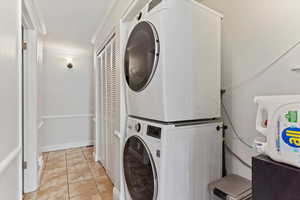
[282, 127, 300, 148]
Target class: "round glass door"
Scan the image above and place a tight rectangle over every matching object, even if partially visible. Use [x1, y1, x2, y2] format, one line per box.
[124, 21, 159, 92]
[123, 136, 158, 200]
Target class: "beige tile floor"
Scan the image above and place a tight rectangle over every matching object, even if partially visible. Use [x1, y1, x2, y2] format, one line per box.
[24, 146, 113, 200]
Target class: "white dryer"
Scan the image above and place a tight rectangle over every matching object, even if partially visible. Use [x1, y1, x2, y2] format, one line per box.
[124, 0, 223, 122]
[123, 117, 223, 200]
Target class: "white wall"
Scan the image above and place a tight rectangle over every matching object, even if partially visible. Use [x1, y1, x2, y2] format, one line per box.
[37, 36, 45, 128]
[200, 0, 300, 179]
[0, 0, 22, 199]
[94, 0, 132, 47]
[37, 36, 45, 157]
[40, 40, 95, 152]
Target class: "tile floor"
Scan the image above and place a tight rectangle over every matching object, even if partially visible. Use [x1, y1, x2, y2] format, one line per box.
[24, 146, 113, 200]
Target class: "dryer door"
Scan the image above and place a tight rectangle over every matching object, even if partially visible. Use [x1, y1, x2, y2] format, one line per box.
[123, 136, 158, 200]
[124, 21, 159, 92]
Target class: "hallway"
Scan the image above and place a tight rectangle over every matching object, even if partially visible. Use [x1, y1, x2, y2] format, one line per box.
[24, 146, 113, 200]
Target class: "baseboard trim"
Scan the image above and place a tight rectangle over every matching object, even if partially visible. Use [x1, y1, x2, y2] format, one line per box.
[38, 155, 44, 184]
[24, 183, 38, 194]
[113, 187, 121, 200]
[0, 145, 21, 176]
[40, 140, 95, 152]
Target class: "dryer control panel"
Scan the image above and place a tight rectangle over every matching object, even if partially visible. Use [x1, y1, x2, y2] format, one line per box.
[147, 125, 161, 139]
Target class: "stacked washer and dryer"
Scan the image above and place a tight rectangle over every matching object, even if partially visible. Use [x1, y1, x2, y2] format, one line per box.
[122, 0, 223, 200]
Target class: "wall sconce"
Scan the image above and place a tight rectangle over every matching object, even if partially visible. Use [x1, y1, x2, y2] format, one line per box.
[66, 58, 73, 69]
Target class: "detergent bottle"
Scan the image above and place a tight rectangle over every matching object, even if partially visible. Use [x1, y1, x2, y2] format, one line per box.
[254, 95, 300, 168]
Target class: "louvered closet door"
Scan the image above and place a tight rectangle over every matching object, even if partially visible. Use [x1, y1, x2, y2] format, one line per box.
[98, 34, 121, 186]
[112, 37, 120, 132]
[111, 37, 121, 187]
[106, 44, 113, 178]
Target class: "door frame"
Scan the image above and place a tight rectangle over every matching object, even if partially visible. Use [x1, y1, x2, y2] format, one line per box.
[22, 28, 40, 193]
[21, 0, 46, 194]
[95, 51, 106, 165]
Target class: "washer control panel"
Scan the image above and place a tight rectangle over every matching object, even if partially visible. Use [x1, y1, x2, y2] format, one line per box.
[135, 123, 141, 132]
[127, 118, 162, 140]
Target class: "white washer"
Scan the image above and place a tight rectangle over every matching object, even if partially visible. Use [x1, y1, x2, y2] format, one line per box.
[124, 0, 223, 122]
[123, 117, 223, 200]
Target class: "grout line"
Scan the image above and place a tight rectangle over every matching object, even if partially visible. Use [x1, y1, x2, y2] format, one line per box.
[82, 148, 87, 161]
[37, 147, 111, 200]
[88, 149, 103, 197]
[69, 147, 99, 198]
[39, 153, 48, 186]
[82, 147, 95, 184]
[65, 151, 71, 200]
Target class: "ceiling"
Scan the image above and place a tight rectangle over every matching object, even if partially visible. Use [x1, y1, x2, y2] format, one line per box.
[36, 0, 114, 47]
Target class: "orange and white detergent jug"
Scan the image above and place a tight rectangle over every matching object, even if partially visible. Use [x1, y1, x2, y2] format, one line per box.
[254, 95, 300, 168]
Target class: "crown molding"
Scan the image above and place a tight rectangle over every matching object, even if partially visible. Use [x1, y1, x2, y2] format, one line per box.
[23, 0, 47, 34]
[91, 0, 120, 45]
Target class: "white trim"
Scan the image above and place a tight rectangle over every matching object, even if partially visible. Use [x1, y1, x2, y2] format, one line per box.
[113, 187, 121, 200]
[18, 0, 23, 197]
[22, 8, 34, 29]
[38, 155, 44, 187]
[24, 178, 38, 193]
[21, 0, 45, 196]
[38, 155, 43, 178]
[91, 0, 120, 44]
[0, 146, 22, 176]
[40, 140, 95, 153]
[23, 30, 40, 194]
[38, 121, 45, 129]
[23, 0, 47, 34]
[114, 130, 121, 139]
[120, 0, 147, 23]
[94, 50, 100, 162]
[42, 114, 95, 120]
[120, 0, 135, 21]
[95, 28, 116, 54]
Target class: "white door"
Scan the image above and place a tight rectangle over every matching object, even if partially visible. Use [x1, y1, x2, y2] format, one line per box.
[96, 35, 120, 183]
[105, 43, 113, 177]
[96, 53, 105, 165]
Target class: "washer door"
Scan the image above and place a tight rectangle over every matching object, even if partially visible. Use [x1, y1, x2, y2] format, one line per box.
[123, 136, 158, 200]
[124, 21, 159, 92]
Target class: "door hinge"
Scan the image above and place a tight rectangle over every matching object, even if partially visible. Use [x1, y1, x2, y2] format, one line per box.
[23, 161, 27, 170]
[22, 41, 27, 50]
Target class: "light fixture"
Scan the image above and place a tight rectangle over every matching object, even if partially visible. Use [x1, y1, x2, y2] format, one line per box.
[66, 58, 73, 69]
